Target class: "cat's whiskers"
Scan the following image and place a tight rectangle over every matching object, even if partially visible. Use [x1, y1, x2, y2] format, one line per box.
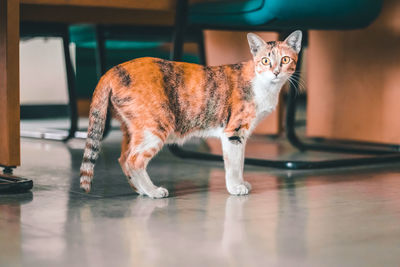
[287, 78, 300, 96]
[287, 73, 307, 94]
[290, 72, 307, 85]
[287, 76, 306, 96]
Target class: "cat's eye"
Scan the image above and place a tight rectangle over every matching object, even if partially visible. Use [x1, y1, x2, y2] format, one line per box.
[261, 57, 270, 66]
[281, 56, 291, 64]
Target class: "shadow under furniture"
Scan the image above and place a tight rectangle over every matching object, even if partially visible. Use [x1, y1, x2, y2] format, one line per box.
[167, 0, 400, 169]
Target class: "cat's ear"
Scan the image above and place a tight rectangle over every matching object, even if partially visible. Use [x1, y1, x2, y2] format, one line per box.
[284, 30, 302, 53]
[247, 33, 266, 56]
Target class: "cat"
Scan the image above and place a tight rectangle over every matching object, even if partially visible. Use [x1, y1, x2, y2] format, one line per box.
[80, 30, 302, 198]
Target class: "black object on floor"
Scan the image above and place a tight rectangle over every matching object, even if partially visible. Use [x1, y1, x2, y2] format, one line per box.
[0, 172, 33, 193]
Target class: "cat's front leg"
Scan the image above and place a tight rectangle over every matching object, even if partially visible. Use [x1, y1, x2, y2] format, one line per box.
[221, 134, 252, 195]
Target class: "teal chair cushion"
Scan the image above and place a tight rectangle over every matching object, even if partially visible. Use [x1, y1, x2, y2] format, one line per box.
[189, 0, 383, 29]
[70, 25, 163, 49]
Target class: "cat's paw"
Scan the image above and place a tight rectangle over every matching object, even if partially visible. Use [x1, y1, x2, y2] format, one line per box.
[228, 182, 252, 195]
[147, 187, 169, 199]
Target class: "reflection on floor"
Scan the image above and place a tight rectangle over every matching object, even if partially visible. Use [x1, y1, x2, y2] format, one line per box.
[1, 128, 400, 266]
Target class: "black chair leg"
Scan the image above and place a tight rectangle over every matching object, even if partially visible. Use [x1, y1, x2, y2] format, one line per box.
[196, 28, 207, 65]
[170, 0, 188, 62]
[62, 29, 79, 141]
[65, 25, 112, 140]
[73, 25, 112, 140]
[94, 25, 112, 139]
[168, 0, 189, 155]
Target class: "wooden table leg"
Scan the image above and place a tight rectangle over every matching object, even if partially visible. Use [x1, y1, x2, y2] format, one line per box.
[0, 0, 20, 168]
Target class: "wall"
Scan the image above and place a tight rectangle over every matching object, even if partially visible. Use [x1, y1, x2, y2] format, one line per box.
[20, 37, 71, 105]
[307, 0, 400, 144]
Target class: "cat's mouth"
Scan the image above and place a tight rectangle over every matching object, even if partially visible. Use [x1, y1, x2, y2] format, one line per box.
[271, 78, 281, 83]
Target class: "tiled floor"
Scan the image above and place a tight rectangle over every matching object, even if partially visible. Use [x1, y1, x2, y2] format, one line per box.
[1, 124, 400, 267]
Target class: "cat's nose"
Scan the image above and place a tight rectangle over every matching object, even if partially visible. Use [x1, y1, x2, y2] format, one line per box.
[273, 70, 280, 77]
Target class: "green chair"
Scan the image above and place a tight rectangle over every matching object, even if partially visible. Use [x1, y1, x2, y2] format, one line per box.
[168, 0, 400, 169]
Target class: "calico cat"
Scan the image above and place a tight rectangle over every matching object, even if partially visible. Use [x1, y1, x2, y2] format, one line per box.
[80, 30, 302, 198]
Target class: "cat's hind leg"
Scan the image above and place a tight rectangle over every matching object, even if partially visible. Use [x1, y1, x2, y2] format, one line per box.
[221, 135, 252, 195]
[124, 130, 169, 199]
[118, 123, 145, 195]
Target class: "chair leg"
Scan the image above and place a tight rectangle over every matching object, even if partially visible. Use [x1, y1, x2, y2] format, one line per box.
[196, 29, 207, 65]
[170, 0, 188, 62]
[62, 28, 79, 141]
[168, 0, 189, 155]
[94, 25, 112, 139]
[66, 25, 112, 140]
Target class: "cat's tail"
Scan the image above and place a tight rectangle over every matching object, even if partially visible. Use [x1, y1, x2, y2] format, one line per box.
[79, 75, 112, 193]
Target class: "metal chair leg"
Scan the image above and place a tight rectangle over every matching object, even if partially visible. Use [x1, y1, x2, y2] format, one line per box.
[66, 25, 112, 140]
[62, 29, 79, 141]
[94, 25, 112, 139]
[196, 28, 207, 65]
[170, 0, 188, 62]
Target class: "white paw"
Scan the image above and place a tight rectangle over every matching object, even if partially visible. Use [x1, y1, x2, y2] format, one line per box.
[147, 187, 169, 199]
[228, 182, 251, 196]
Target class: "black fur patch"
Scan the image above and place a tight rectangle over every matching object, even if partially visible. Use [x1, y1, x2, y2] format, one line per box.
[266, 41, 276, 48]
[87, 129, 101, 140]
[83, 157, 96, 165]
[157, 120, 167, 132]
[228, 136, 242, 144]
[228, 64, 254, 102]
[231, 63, 243, 71]
[156, 60, 187, 134]
[111, 95, 132, 106]
[203, 66, 219, 128]
[87, 110, 103, 139]
[160, 103, 174, 122]
[115, 65, 132, 87]
[240, 82, 253, 101]
[91, 110, 101, 119]
[226, 105, 232, 125]
[86, 142, 100, 153]
[234, 125, 241, 132]
[124, 111, 136, 120]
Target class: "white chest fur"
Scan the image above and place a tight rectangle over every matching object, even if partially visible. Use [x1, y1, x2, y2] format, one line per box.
[250, 74, 285, 131]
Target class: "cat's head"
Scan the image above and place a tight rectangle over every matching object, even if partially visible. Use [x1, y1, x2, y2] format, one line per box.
[247, 31, 302, 85]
